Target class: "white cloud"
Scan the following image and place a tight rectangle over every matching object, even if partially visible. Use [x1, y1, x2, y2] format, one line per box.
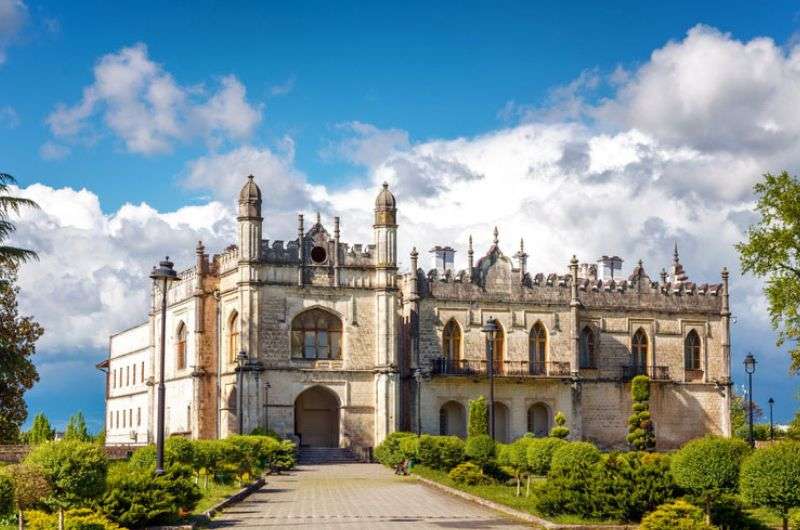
[46, 43, 262, 155]
[0, 0, 26, 65]
[270, 75, 296, 97]
[0, 105, 18, 128]
[39, 141, 70, 160]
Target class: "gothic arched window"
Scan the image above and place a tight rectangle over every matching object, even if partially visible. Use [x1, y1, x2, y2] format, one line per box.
[685, 330, 701, 370]
[228, 311, 240, 364]
[580, 327, 595, 368]
[442, 319, 461, 362]
[175, 322, 187, 370]
[529, 322, 547, 374]
[632, 328, 648, 368]
[291, 308, 343, 359]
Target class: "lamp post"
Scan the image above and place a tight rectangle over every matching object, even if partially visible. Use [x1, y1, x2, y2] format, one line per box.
[150, 256, 178, 476]
[768, 397, 774, 441]
[743, 353, 757, 448]
[482, 317, 498, 440]
[413, 368, 423, 435]
[236, 350, 247, 434]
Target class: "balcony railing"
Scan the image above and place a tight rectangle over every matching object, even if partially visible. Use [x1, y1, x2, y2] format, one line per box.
[622, 364, 671, 382]
[431, 358, 571, 378]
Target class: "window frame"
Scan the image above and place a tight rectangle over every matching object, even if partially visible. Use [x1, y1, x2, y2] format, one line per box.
[684, 330, 702, 371]
[529, 322, 547, 373]
[579, 326, 596, 369]
[176, 322, 187, 370]
[632, 328, 648, 367]
[442, 319, 462, 362]
[290, 308, 343, 360]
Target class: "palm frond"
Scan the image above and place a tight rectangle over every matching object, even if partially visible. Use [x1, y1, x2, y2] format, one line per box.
[0, 246, 39, 265]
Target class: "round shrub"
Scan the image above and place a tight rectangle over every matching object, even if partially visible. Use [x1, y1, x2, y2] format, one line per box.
[416, 435, 439, 467]
[671, 435, 750, 516]
[526, 437, 567, 476]
[398, 436, 419, 460]
[24, 508, 124, 530]
[437, 436, 466, 470]
[631, 375, 651, 402]
[374, 432, 416, 468]
[639, 500, 714, 530]
[549, 441, 600, 476]
[740, 441, 800, 529]
[465, 435, 495, 467]
[165, 436, 195, 465]
[549, 411, 570, 439]
[448, 462, 490, 486]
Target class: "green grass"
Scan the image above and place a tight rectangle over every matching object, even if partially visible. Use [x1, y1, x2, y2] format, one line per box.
[411, 465, 621, 526]
[193, 479, 243, 514]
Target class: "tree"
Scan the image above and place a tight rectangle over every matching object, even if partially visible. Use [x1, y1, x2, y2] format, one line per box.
[26, 413, 54, 445]
[0, 266, 44, 443]
[549, 411, 570, 439]
[25, 440, 108, 530]
[740, 441, 800, 530]
[63, 411, 91, 442]
[0, 173, 38, 265]
[670, 436, 750, 523]
[467, 396, 488, 437]
[2, 463, 52, 530]
[627, 375, 655, 450]
[737, 171, 800, 373]
[730, 388, 764, 439]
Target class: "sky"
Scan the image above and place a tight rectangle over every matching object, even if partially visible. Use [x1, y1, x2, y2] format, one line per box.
[1, 0, 800, 432]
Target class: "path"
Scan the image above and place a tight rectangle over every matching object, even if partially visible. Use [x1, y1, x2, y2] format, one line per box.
[209, 462, 532, 529]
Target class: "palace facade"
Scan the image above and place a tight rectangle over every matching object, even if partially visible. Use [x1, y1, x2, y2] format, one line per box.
[101, 175, 732, 450]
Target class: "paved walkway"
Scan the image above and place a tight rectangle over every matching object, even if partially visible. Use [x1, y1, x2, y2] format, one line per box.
[209, 463, 532, 529]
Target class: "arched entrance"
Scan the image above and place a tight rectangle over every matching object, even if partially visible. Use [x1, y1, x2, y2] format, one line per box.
[527, 403, 550, 437]
[294, 386, 340, 447]
[439, 401, 467, 438]
[493, 401, 510, 443]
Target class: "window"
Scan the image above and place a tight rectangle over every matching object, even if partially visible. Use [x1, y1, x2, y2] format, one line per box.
[111, 369, 116, 389]
[228, 311, 240, 364]
[137, 407, 141, 427]
[291, 308, 343, 359]
[176, 322, 187, 370]
[122, 409, 126, 429]
[126, 365, 130, 386]
[141, 361, 145, 382]
[529, 322, 547, 374]
[442, 319, 461, 361]
[115, 410, 119, 429]
[487, 322, 505, 373]
[580, 327, 595, 368]
[132, 364, 135, 385]
[108, 411, 112, 429]
[632, 328, 648, 367]
[685, 330, 701, 370]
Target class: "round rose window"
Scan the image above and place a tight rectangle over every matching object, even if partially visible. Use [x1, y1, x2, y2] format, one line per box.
[310, 246, 327, 263]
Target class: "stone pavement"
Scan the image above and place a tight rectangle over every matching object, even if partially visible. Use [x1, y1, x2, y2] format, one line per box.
[209, 462, 532, 529]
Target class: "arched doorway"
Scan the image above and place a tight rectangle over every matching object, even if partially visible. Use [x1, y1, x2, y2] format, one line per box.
[294, 386, 340, 447]
[527, 403, 550, 437]
[439, 401, 467, 437]
[493, 401, 510, 443]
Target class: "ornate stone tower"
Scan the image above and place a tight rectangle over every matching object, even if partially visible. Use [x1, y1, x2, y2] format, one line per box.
[236, 175, 264, 433]
[373, 182, 399, 442]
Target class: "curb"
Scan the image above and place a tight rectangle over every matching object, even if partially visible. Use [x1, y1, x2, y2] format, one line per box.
[413, 475, 637, 530]
[202, 477, 266, 519]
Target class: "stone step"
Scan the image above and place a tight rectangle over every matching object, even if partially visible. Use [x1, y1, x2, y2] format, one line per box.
[298, 447, 363, 464]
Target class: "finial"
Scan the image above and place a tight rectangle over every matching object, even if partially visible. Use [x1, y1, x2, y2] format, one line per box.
[382, 181, 389, 189]
[638, 259, 643, 268]
[196, 240, 204, 252]
[247, 174, 254, 180]
[660, 268, 667, 282]
[520, 238, 525, 252]
[570, 254, 578, 266]
[673, 241, 679, 263]
[493, 226, 499, 245]
[411, 246, 418, 257]
[316, 211, 321, 225]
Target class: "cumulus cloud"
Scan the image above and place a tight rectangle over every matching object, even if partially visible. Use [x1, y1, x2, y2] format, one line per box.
[0, 0, 26, 65]
[46, 43, 262, 155]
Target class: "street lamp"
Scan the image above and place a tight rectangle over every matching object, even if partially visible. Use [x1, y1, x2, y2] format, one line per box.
[743, 353, 757, 448]
[413, 368, 423, 435]
[768, 397, 775, 441]
[482, 317, 499, 440]
[236, 350, 247, 434]
[150, 256, 178, 476]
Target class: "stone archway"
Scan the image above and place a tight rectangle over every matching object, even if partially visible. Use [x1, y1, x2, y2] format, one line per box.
[294, 386, 340, 447]
[527, 402, 550, 437]
[439, 401, 467, 438]
[493, 402, 510, 443]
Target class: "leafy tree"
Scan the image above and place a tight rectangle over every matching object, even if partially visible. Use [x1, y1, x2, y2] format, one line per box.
[26, 413, 54, 445]
[526, 437, 567, 476]
[737, 171, 800, 373]
[789, 411, 800, 440]
[467, 396, 488, 437]
[63, 412, 90, 442]
[670, 436, 750, 523]
[740, 441, 800, 530]
[25, 440, 108, 530]
[2, 463, 52, 530]
[0, 266, 44, 443]
[94, 428, 106, 446]
[731, 388, 765, 439]
[549, 411, 570, 439]
[627, 375, 655, 450]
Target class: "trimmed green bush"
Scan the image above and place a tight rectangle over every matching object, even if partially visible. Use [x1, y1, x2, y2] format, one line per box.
[465, 435, 495, 468]
[24, 508, 124, 530]
[740, 441, 800, 530]
[0, 472, 12, 517]
[534, 441, 602, 517]
[436, 436, 466, 470]
[526, 437, 567, 476]
[549, 411, 570, 439]
[416, 435, 439, 467]
[398, 436, 420, 461]
[627, 375, 655, 451]
[671, 435, 750, 521]
[468, 396, 489, 437]
[448, 462, 491, 485]
[374, 431, 416, 467]
[549, 441, 600, 474]
[639, 500, 714, 530]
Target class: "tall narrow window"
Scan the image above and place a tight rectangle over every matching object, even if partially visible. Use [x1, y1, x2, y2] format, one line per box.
[684, 330, 701, 370]
[126, 365, 130, 386]
[632, 328, 648, 368]
[228, 311, 240, 364]
[491, 322, 505, 373]
[112, 369, 116, 389]
[137, 407, 141, 427]
[176, 322, 187, 370]
[291, 308, 343, 359]
[580, 327, 595, 368]
[132, 364, 136, 385]
[442, 319, 461, 362]
[115, 410, 119, 429]
[141, 361, 145, 382]
[529, 322, 547, 374]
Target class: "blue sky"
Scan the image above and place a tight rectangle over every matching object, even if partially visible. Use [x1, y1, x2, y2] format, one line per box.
[1, 1, 799, 431]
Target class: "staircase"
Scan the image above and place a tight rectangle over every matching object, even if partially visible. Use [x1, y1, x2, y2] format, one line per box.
[298, 447, 364, 464]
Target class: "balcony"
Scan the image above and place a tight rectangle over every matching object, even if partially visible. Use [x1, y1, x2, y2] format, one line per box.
[621, 364, 671, 382]
[431, 358, 571, 378]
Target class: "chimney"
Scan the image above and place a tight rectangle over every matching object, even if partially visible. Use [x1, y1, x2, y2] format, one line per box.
[597, 255, 623, 281]
[430, 246, 456, 276]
